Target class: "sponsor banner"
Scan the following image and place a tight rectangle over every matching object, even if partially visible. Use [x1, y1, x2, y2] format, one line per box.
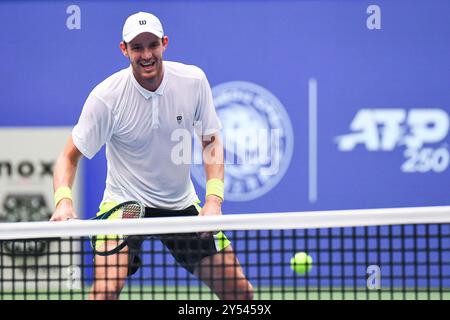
[0, 128, 83, 291]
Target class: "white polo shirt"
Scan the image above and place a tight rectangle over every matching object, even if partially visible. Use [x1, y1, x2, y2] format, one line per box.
[72, 61, 221, 210]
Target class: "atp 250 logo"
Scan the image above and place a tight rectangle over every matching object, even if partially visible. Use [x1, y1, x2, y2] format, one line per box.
[335, 109, 449, 173]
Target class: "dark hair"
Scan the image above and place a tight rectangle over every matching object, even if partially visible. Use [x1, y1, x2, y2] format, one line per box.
[122, 37, 165, 48]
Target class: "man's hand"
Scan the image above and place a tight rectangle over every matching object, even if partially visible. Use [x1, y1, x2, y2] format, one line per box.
[199, 195, 222, 217]
[50, 199, 78, 221]
[198, 195, 222, 238]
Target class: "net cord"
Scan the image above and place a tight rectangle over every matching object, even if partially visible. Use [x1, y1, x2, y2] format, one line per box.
[1, 205, 449, 240]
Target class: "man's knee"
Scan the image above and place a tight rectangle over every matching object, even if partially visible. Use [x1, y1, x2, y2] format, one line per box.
[89, 281, 123, 300]
[222, 279, 254, 300]
[238, 280, 254, 300]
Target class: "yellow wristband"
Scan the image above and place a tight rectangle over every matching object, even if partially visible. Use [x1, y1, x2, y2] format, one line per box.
[206, 179, 224, 201]
[54, 186, 73, 207]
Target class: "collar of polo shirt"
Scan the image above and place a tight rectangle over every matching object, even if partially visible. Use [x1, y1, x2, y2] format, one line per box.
[129, 65, 168, 99]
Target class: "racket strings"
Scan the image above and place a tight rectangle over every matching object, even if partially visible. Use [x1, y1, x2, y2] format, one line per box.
[121, 204, 144, 219]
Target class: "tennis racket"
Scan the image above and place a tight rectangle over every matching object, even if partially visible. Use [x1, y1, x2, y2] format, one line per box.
[89, 201, 145, 256]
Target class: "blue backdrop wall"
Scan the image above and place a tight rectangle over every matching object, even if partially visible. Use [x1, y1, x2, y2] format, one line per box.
[1, 0, 449, 216]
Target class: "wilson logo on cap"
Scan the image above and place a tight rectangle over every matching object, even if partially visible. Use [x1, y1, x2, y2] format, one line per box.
[122, 12, 164, 42]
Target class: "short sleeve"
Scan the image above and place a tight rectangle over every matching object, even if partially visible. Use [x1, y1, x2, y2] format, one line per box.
[194, 72, 222, 137]
[72, 93, 114, 159]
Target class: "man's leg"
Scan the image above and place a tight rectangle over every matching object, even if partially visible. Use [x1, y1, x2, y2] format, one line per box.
[88, 241, 129, 300]
[194, 245, 254, 300]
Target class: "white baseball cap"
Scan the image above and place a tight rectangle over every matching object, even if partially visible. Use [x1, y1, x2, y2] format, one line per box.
[122, 12, 164, 42]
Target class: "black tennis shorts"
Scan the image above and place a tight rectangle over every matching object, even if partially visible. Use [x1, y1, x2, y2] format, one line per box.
[124, 205, 229, 276]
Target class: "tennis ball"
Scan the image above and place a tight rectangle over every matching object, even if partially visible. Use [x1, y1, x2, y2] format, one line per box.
[290, 252, 312, 275]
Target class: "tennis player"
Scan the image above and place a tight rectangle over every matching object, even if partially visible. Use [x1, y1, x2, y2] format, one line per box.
[50, 11, 253, 300]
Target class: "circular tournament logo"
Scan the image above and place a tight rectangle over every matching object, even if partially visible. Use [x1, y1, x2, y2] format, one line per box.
[191, 81, 294, 201]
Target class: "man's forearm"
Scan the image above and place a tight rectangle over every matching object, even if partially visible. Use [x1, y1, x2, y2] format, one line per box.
[53, 153, 78, 191]
[53, 137, 83, 206]
[50, 138, 83, 221]
[202, 134, 224, 202]
[202, 134, 224, 181]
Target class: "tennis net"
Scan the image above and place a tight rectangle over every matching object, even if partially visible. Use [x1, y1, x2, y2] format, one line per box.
[1, 206, 449, 300]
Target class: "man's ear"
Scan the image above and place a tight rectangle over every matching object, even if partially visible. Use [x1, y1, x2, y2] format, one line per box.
[119, 41, 129, 57]
[162, 36, 169, 51]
